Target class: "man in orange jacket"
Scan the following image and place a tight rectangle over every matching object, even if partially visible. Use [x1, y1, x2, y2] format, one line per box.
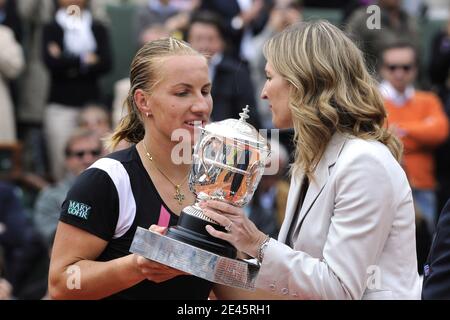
[379, 42, 449, 234]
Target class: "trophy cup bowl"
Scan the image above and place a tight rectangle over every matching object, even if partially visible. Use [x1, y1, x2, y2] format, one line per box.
[130, 106, 270, 290]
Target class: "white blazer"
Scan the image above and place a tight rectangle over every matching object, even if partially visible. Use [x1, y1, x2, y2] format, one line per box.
[255, 133, 422, 299]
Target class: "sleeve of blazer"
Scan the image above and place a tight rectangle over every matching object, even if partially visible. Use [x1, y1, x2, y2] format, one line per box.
[422, 200, 450, 299]
[255, 151, 396, 299]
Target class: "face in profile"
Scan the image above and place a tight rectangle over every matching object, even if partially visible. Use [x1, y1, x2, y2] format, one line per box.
[380, 47, 417, 93]
[261, 62, 293, 129]
[143, 55, 213, 144]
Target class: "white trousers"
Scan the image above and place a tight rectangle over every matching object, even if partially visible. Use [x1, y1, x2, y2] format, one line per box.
[44, 103, 81, 180]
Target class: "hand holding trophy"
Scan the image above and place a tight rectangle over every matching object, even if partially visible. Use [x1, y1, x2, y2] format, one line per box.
[131, 106, 270, 290]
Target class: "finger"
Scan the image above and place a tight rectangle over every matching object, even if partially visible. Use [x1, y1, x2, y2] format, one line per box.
[170, 268, 189, 276]
[138, 257, 185, 275]
[151, 274, 183, 283]
[202, 208, 230, 227]
[204, 200, 242, 216]
[143, 269, 188, 283]
[149, 224, 167, 235]
[136, 255, 168, 271]
[205, 224, 233, 243]
[143, 272, 172, 282]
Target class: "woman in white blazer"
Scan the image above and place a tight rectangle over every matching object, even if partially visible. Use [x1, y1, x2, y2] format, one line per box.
[203, 20, 422, 299]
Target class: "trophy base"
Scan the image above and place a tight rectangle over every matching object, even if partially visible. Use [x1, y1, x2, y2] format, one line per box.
[166, 206, 237, 259]
[130, 227, 260, 290]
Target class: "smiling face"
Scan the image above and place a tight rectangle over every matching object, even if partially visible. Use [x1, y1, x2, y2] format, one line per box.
[138, 55, 212, 144]
[261, 62, 293, 129]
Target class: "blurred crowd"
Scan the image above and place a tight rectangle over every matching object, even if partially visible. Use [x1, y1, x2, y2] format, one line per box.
[0, 0, 449, 299]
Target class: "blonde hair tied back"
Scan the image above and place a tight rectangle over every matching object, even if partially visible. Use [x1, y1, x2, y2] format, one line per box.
[108, 37, 203, 150]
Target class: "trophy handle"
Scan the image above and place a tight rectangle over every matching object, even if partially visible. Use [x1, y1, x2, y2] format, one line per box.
[245, 160, 262, 195]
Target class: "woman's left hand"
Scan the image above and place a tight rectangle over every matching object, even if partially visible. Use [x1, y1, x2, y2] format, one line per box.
[201, 200, 267, 258]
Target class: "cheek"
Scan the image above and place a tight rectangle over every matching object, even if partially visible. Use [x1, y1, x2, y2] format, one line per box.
[165, 103, 180, 118]
[407, 72, 416, 81]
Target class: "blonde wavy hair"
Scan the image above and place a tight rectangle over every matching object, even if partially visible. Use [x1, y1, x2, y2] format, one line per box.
[263, 20, 402, 179]
[109, 37, 203, 150]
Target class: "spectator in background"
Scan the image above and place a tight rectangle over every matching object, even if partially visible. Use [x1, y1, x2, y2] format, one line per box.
[79, 104, 111, 138]
[303, 0, 371, 23]
[422, 198, 450, 299]
[251, 0, 302, 129]
[79, 104, 129, 152]
[112, 24, 170, 128]
[135, 0, 199, 41]
[186, 10, 261, 129]
[0, 182, 48, 299]
[42, 0, 112, 181]
[429, 19, 450, 214]
[136, 0, 180, 34]
[33, 129, 102, 247]
[16, 0, 115, 126]
[379, 42, 449, 234]
[199, 0, 269, 62]
[79, 104, 111, 150]
[430, 19, 450, 102]
[0, 245, 13, 300]
[346, 0, 419, 71]
[0, 24, 24, 143]
[15, 0, 116, 178]
[0, 0, 22, 41]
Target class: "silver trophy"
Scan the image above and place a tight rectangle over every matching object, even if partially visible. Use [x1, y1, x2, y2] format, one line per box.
[130, 106, 270, 290]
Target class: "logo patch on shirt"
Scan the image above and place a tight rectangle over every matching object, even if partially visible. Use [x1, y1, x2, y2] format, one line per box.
[67, 200, 91, 220]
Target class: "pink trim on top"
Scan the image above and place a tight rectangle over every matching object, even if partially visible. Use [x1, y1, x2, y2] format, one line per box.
[157, 205, 171, 227]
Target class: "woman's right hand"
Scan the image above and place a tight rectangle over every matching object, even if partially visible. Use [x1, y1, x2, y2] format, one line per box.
[133, 225, 188, 283]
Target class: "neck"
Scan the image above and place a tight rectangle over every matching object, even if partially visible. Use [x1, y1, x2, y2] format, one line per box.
[143, 132, 191, 176]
